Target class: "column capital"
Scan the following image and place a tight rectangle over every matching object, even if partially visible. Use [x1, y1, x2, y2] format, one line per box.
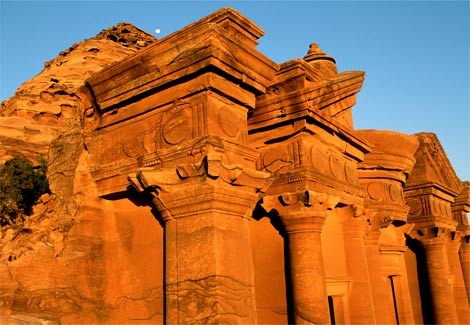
[261, 190, 340, 233]
[129, 147, 273, 221]
[414, 227, 449, 248]
[462, 235, 470, 246]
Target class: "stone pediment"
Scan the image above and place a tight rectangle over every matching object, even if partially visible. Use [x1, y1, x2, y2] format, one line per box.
[404, 133, 462, 230]
[406, 132, 462, 196]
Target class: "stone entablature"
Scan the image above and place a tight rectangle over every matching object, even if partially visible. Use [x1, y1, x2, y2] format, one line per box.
[84, 9, 278, 197]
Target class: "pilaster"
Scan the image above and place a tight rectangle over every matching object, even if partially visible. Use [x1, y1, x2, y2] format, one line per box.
[131, 142, 272, 324]
[341, 209, 377, 325]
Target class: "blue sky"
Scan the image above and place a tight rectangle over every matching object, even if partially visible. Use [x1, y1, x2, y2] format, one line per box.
[1, 1, 469, 180]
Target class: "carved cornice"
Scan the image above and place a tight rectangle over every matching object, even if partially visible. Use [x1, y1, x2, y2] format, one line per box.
[356, 130, 419, 226]
[86, 86, 264, 196]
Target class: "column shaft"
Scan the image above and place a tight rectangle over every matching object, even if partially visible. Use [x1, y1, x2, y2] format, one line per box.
[460, 239, 470, 304]
[287, 226, 330, 324]
[448, 238, 470, 324]
[422, 239, 459, 324]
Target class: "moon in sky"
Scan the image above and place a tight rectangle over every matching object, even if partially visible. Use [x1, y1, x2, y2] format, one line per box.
[155, 28, 161, 34]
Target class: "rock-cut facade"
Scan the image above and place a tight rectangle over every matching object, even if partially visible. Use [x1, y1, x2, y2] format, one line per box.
[0, 8, 469, 325]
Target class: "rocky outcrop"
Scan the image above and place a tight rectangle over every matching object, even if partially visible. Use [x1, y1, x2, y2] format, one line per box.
[0, 22, 156, 164]
[0, 23, 157, 323]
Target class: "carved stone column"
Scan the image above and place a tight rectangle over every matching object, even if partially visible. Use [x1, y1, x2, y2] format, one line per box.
[419, 230, 459, 325]
[262, 190, 340, 324]
[356, 129, 419, 325]
[131, 148, 272, 324]
[404, 133, 465, 325]
[447, 232, 470, 324]
[452, 181, 470, 304]
[460, 235, 470, 303]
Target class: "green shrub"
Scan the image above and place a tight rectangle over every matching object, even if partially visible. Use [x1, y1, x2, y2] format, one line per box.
[0, 158, 49, 226]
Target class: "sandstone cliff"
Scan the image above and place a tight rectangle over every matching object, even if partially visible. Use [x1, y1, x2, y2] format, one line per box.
[0, 23, 159, 323]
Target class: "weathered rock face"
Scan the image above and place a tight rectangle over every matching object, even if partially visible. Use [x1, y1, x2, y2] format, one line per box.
[0, 22, 155, 164]
[0, 23, 158, 324]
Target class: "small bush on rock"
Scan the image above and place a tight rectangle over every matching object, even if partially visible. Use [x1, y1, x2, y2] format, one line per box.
[0, 158, 49, 226]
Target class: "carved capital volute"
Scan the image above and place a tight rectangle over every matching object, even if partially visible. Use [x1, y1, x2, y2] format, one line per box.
[261, 190, 340, 233]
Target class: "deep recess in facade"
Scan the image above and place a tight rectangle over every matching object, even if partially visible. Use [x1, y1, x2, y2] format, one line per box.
[0, 8, 469, 325]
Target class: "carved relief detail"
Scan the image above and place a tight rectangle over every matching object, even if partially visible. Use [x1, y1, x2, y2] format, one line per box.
[345, 161, 357, 183]
[408, 196, 452, 219]
[329, 154, 343, 179]
[162, 104, 191, 145]
[367, 182, 384, 201]
[407, 198, 423, 217]
[122, 137, 147, 157]
[130, 142, 273, 215]
[366, 181, 404, 204]
[310, 144, 329, 174]
[389, 183, 402, 202]
[218, 106, 241, 138]
[310, 143, 357, 184]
